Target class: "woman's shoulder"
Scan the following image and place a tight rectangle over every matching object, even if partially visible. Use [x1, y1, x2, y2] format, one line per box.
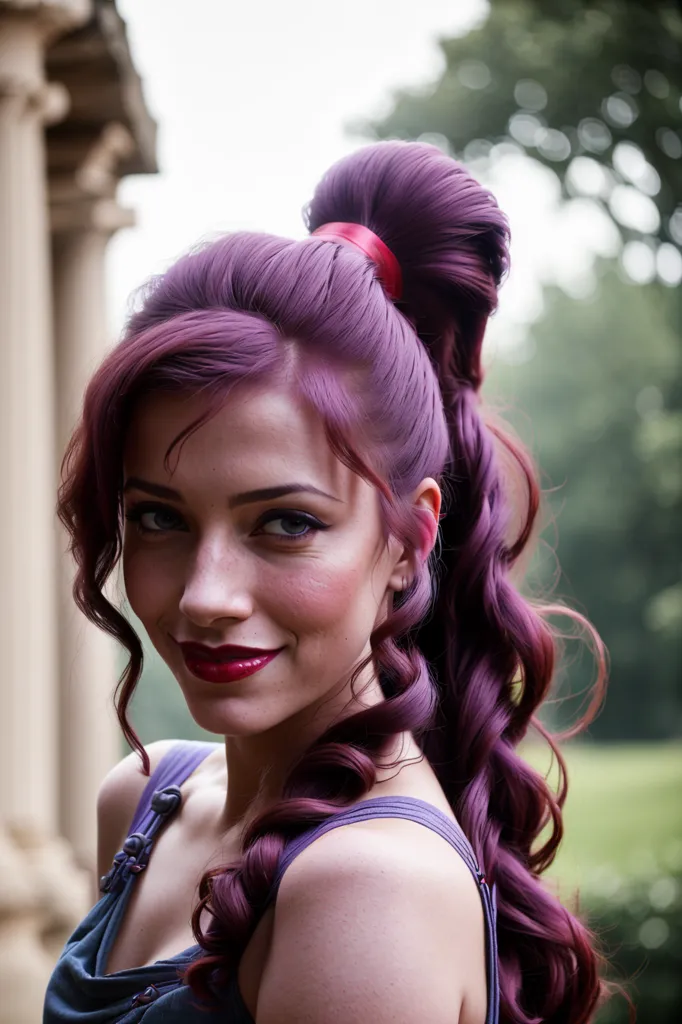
[281, 799, 483, 915]
[95, 738, 180, 881]
[258, 809, 487, 1023]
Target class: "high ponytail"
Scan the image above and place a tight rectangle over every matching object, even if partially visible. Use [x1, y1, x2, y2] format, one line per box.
[57, 140, 615, 1022]
[307, 142, 612, 1021]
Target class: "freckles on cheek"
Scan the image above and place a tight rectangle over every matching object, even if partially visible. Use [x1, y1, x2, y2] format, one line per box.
[279, 563, 362, 625]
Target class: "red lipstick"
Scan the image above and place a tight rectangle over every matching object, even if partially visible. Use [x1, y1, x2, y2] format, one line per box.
[176, 641, 284, 684]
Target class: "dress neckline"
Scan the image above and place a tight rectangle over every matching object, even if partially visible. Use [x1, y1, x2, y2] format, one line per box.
[98, 791, 471, 979]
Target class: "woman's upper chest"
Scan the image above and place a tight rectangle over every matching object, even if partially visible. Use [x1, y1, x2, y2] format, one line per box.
[102, 799, 277, 1019]
[104, 795, 242, 976]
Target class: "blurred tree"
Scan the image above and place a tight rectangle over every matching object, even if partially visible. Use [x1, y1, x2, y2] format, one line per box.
[485, 265, 681, 740]
[358, 0, 681, 740]
[362, 0, 682, 255]
[588, 866, 682, 1023]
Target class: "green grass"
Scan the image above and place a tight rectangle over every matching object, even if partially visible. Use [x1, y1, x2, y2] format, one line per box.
[520, 741, 682, 897]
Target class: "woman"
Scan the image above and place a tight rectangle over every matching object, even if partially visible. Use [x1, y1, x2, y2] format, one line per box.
[44, 141, 610, 1023]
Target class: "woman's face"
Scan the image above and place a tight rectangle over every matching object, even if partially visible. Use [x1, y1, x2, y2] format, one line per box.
[122, 383, 437, 741]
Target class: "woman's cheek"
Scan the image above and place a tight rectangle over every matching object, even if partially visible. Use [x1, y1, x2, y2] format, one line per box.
[274, 561, 364, 627]
[122, 544, 180, 622]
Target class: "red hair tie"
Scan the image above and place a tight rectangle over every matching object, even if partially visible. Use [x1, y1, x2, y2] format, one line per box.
[311, 222, 403, 302]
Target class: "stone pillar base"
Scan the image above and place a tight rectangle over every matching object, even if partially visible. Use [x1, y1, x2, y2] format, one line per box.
[0, 821, 90, 1024]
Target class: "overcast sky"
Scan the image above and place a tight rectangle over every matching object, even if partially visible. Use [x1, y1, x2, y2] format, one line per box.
[110, 0, 620, 357]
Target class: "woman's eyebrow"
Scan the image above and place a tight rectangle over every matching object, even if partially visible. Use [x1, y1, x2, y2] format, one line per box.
[229, 484, 343, 508]
[123, 477, 181, 500]
[122, 477, 343, 506]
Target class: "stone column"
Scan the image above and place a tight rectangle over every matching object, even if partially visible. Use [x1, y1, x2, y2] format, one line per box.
[0, 3, 85, 837]
[52, 191, 135, 874]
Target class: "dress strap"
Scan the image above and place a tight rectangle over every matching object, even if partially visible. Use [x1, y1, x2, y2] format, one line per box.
[99, 740, 221, 899]
[128, 740, 221, 836]
[265, 795, 500, 1024]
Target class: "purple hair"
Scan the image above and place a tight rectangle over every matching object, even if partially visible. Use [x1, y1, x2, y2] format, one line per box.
[58, 141, 614, 1022]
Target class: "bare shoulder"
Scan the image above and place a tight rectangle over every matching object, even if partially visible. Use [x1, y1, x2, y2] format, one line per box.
[96, 738, 178, 881]
[256, 816, 487, 1024]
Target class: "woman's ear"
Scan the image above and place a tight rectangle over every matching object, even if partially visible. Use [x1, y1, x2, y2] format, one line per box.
[387, 477, 441, 591]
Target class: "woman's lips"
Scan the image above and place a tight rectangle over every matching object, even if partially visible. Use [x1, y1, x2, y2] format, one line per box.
[177, 643, 284, 684]
[176, 640, 280, 660]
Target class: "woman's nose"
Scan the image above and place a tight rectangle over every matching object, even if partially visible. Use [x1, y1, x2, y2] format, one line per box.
[178, 543, 254, 626]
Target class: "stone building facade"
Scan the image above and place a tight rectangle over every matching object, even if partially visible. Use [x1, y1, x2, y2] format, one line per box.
[0, 2, 157, 1018]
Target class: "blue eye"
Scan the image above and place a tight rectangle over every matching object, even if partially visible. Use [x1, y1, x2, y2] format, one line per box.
[124, 504, 184, 534]
[257, 511, 327, 542]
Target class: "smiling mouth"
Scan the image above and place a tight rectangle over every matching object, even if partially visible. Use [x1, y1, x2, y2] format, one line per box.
[175, 640, 284, 663]
[177, 645, 284, 684]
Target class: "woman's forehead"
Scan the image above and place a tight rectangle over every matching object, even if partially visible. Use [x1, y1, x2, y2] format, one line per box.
[126, 384, 311, 445]
[122, 386, 365, 504]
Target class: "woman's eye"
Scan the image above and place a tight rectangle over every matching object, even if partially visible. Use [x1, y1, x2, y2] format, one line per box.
[257, 511, 327, 542]
[124, 504, 184, 534]
[123, 505, 327, 543]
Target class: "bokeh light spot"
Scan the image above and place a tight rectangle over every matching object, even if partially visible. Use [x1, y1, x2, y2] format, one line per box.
[656, 243, 682, 286]
[612, 141, 661, 195]
[456, 60, 491, 90]
[622, 241, 656, 284]
[610, 186, 660, 233]
[639, 917, 670, 950]
[602, 92, 639, 128]
[536, 128, 571, 162]
[611, 64, 641, 94]
[577, 118, 612, 153]
[513, 78, 548, 111]
[643, 69, 670, 99]
[508, 112, 545, 147]
[566, 156, 613, 198]
[656, 127, 682, 160]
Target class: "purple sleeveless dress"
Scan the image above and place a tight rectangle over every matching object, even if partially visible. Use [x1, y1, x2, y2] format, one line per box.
[43, 740, 500, 1022]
